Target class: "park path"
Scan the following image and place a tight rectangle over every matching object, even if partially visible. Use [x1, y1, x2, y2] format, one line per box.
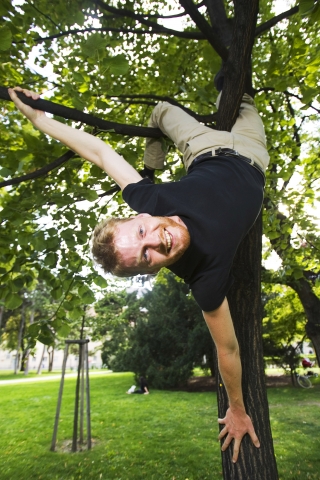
[0, 370, 112, 386]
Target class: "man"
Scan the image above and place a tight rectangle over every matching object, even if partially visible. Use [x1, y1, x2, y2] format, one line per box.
[9, 82, 268, 462]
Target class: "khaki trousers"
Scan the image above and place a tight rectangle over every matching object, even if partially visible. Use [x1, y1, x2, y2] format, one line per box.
[143, 93, 269, 172]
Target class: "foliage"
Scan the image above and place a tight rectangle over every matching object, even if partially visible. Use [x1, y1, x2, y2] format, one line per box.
[262, 283, 306, 376]
[90, 289, 146, 370]
[118, 271, 214, 388]
[89, 271, 214, 387]
[0, 373, 320, 479]
[0, 0, 319, 342]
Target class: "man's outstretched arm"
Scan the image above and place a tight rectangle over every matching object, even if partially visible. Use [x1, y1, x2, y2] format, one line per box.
[8, 87, 142, 190]
[203, 298, 260, 463]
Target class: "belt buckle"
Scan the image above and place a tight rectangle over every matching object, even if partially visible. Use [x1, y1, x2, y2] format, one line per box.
[215, 147, 239, 157]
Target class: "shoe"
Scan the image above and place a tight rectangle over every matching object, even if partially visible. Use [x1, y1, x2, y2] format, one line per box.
[214, 69, 225, 92]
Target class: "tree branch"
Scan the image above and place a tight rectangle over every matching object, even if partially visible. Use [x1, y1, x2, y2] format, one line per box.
[0, 87, 163, 138]
[216, 0, 259, 130]
[0, 151, 75, 188]
[103, 94, 217, 123]
[204, 0, 233, 46]
[15, 25, 204, 45]
[134, 1, 206, 18]
[96, 0, 204, 39]
[26, 0, 62, 31]
[179, 0, 228, 59]
[255, 6, 299, 37]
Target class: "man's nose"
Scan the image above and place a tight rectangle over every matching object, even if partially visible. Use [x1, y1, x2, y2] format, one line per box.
[144, 231, 163, 250]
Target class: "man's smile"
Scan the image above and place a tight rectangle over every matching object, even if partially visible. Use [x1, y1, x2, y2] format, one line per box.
[164, 229, 172, 252]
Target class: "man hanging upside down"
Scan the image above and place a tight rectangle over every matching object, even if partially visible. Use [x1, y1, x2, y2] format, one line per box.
[9, 78, 269, 462]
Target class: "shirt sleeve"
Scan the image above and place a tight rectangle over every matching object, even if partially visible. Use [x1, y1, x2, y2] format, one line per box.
[122, 178, 158, 214]
[190, 268, 234, 312]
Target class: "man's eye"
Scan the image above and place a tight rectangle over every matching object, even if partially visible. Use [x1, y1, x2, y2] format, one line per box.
[139, 226, 144, 236]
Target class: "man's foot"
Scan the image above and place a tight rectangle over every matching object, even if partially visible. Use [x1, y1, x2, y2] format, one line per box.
[214, 69, 225, 92]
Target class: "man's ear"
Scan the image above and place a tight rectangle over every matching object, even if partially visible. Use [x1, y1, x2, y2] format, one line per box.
[136, 213, 151, 218]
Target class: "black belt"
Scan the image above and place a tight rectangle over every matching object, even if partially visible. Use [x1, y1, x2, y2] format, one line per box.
[192, 148, 265, 181]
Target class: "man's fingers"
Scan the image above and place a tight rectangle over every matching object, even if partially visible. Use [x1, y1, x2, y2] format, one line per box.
[8, 87, 40, 103]
[217, 417, 226, 424]
[249, 430, 260, 448]
[13, 87, 40, 100]
[221, 434, 233, 452]
[218, 426, 227, 440]
[232, 439, 240, 463]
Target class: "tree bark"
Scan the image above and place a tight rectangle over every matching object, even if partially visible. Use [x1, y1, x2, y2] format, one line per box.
[183, 0, 279, 477]
[216, 0, 259, 131]
[14, 303, 25, 375]
[217, 214, 278, 479]
[205, 0, 233, 46]
[24, 304, 35, 375]
[37, 344, 46, 374]
[48, 346, 55, 372]
[0, 305, 3, 331]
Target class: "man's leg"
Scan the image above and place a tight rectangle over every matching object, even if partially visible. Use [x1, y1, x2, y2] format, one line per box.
[144, 102, 214, 171]
[215, 92, 269, 171]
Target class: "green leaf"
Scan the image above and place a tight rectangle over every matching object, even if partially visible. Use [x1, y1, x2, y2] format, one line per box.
[44, 252, 58, 267]
[51, 287, 63, 300]
[107, 55, 130, 76]
[57, 323, 71, 338]
[81, 189, 99, 201]
[0, 26, 12, 51]
[93, 275, 108, 288]
[12, 276, 25, 290]
[78, 285, 95, 304]
[28, 323, 41, 337]
[4, 293, 23, 310]
[68, 307, 83, 320]
[299, 0, 317, 16]
[82, 34, 108, 57]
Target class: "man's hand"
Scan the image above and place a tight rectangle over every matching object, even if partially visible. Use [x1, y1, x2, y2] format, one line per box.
[8, 87, 45, 123]
[218, 407, 260, 463]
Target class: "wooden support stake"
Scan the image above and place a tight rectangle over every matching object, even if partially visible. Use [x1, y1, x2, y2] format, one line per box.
[85, 342, 92, 449]
[80, 343, 85, 444]
[51, 339, 90, 453]
[50, 344, 69, 451]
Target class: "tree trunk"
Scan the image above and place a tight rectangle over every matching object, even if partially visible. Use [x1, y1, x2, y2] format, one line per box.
[216, 213, 278, 479]
[37, 344, 46, 374]
[14, 303, 25, 374]
[24, 304, 35, 375]
[48, 346, 54, 372]
[0, 305, 4, 331]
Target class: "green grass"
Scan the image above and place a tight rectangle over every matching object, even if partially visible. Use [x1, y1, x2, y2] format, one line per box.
[0, 373, 319, 479]
[0, 369, 108, 381]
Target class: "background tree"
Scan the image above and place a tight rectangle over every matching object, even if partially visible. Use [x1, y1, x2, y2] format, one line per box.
[91, 289, 146, 369]
[262, 283, 307, 383]
[118, 271, 215, 388]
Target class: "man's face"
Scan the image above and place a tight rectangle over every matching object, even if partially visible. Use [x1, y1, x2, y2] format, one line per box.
[114, 214, 190, 274]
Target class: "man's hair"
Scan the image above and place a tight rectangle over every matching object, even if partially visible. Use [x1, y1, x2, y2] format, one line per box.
[91, 217, 134, 277]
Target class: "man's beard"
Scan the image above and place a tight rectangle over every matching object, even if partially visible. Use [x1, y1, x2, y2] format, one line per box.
[155, 216, 191, 266]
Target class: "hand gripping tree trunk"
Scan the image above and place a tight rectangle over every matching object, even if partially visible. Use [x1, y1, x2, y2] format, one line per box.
[216, 214, 278, 479]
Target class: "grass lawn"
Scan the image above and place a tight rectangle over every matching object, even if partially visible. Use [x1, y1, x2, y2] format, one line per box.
[0, 372, 319, 480]
[0, 369, 108, 381]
